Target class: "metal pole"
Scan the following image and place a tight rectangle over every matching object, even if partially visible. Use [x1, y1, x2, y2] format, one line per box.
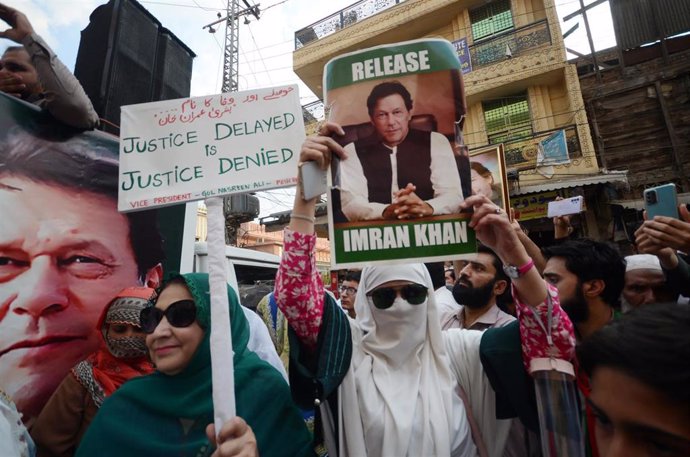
[578, 0, 601, 83]
[221, 0, 240, 93]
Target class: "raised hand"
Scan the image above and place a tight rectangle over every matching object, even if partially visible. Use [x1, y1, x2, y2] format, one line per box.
[552, 197, 573, 239]
[206, 417, 258, 457]
[0, 3, 34, 43]
[299, 121, 346, 171]
[0, 70, 25, 97]
[635, 205, 690, 255]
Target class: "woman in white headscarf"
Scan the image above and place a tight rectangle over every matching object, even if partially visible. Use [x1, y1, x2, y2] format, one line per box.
[275, 123, 575, 457]
[339, 263, 473, 456]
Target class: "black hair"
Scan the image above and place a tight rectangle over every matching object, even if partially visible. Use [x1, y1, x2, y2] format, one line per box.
[0, 130, 165, 278]
[477, 244, 511, 305]
[424, 262, 446, 290]
[542, 239, 624, 308]
[344, 269, 361, 283]
[366, 81, 413, 117]
[578, 302, 690, 409]
[2, 46, 26, 55]
[477, 244, 509, 283]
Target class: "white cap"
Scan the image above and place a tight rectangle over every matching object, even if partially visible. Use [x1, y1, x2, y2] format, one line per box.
[625, 254, 662, 273]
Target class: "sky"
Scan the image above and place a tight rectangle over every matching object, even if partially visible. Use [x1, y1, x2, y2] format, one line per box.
[1, 0, 617, 217]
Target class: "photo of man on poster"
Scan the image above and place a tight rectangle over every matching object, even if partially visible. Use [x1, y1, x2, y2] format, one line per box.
[0, 123, 164, 423]
[336, 80, 464, 222]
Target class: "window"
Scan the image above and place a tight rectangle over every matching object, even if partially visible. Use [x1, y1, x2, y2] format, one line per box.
[483, 94, 532, 144]
[470, 0, 514, 41]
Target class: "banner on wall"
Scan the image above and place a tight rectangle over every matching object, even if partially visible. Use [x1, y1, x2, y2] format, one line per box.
[323, 39, 475, 268]
[537, 129, 570, 166]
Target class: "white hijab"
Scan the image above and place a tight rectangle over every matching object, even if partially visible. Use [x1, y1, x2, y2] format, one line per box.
[337, 263, 471, 457]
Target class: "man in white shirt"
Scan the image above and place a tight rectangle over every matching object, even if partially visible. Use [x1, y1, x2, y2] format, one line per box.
[339, 81, 463, 221]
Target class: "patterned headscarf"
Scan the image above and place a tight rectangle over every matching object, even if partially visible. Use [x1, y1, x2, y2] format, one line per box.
[100, 287, 157, 358]
[72, 287, 156, 406]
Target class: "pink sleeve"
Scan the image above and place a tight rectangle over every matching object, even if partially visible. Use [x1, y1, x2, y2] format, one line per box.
[513, 282, 576, 371]
[274, 228, 324, 349]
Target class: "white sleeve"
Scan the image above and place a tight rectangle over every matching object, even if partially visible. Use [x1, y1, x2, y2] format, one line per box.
[241, 306, 289, 382]
[339, 142, 389, 221]
[425, 132, 464, 215]
[444, 329, 511, 457]
[0, 399, 29, 457]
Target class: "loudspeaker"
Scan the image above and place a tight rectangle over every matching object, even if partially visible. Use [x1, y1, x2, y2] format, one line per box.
[224, 194, 260, 221]
[74, 0, 195, 134]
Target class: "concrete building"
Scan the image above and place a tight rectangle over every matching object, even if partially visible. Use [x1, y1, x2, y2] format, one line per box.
[295, 0, 628, 243]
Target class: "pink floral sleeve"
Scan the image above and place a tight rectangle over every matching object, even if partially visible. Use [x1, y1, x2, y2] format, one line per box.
[274, 228, 324, 349]
[513, 282, 576, 371]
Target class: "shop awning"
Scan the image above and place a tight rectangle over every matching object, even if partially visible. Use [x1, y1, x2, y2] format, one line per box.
[611, 192, 690, 210]
[511, 170, 628, 196]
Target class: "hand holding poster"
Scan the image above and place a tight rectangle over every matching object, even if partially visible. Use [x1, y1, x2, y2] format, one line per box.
[118, 85, 305, 211]
[323, 39, 476, 268]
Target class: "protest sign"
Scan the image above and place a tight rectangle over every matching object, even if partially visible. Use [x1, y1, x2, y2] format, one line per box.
[0, 93, 189, 422]
[324, 39, 476, 268]
[118, 85, 305, 212]
[469, 144, 510, 212]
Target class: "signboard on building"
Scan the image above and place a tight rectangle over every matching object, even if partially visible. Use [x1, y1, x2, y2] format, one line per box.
[452, 37, 473, 74]
[510, 188, 579, 221]
[118, 85, 305, 212]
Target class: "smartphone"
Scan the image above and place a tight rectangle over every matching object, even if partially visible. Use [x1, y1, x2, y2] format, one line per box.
[547, 196, 584, 218]
[300, 161, 327, 200]
[644, 184, 679, 219]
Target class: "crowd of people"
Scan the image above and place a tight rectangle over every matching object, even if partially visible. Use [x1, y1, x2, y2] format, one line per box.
[1, 2, 689, 457]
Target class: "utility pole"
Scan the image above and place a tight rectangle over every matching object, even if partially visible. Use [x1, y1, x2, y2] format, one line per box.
[203, 1, 261, 245]
[222, 0, 240, 93]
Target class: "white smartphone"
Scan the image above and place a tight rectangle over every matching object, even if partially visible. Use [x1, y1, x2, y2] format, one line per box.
[300, 161, 327, 200]
[547, 196, 583, 218]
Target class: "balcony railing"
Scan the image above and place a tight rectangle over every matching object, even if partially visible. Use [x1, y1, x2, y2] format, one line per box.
[496, 124, 581, 170]
[468, 19, 551, 70]
[300, 103, 580, 171]
[295, 0, 406, 49]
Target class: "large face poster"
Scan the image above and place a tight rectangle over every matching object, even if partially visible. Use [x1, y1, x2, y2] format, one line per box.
[324, 39, 475, 268]
[0, 93, 188, 423]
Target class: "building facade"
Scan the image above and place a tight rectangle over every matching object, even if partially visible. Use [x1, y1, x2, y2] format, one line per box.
[295, 0, 628, 243]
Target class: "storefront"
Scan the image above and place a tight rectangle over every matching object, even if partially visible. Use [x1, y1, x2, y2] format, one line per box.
[509, 171, 628, 246]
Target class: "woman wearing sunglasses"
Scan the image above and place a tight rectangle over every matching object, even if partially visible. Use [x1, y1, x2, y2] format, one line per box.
[32, 287, 156, 457]
[274, 123, 575, 457]
[75, 273, 315, 457]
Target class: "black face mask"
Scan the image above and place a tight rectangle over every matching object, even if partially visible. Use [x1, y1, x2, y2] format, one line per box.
[452, 277, 496, 310]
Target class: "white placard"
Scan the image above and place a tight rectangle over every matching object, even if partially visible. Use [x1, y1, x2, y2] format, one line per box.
[118, 85, 304, 212]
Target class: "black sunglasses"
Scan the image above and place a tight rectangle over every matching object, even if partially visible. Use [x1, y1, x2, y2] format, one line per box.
[139, 299, 197, 334]
[368, 284, 428, 310]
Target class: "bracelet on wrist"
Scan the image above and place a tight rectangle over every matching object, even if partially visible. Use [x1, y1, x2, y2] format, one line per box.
[290, 213, 315, 223]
